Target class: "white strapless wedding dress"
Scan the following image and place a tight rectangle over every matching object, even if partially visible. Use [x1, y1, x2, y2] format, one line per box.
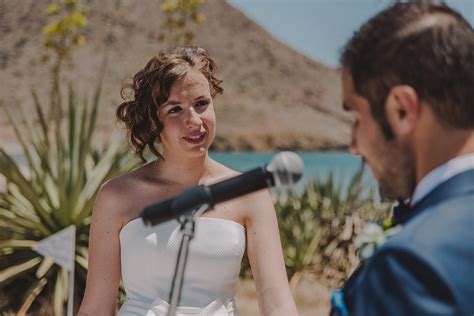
[118, 217, 246, 316]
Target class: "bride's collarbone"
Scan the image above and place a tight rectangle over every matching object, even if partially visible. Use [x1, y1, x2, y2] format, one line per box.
[124, 177, 246, 227]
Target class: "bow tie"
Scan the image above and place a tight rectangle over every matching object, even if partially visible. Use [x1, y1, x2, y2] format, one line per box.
[392, 200, 411, 225]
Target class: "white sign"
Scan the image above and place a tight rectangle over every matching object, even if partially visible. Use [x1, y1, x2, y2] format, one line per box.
[32, 225, 76, 271]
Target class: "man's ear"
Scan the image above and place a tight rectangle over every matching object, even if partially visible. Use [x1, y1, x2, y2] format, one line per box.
[385, 85, 421, 138]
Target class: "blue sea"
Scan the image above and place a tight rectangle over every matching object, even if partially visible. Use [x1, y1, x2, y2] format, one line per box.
[9, 150, 377, 195]
[210, 151, 377, 195]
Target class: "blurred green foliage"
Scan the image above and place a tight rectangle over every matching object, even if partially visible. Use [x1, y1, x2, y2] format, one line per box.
[241, 171, 390, 289]
[41, 0, 88, 119]
[0, 79, 140, 314]
[43, 1, 87, 54]
[159, 0, 205, 47]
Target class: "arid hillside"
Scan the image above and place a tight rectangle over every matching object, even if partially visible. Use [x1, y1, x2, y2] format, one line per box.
[0, 0, 350, 152]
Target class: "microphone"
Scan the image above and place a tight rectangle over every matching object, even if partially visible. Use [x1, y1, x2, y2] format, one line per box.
[141, 151, 304, 226]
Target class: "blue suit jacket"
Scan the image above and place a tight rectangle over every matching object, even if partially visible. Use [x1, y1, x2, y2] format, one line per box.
[334, 169, 474, 316]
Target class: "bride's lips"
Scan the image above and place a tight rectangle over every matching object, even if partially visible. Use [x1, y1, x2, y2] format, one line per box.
[182, 131, 206, 144]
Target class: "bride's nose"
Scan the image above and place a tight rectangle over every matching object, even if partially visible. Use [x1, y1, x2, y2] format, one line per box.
[185, 108, 203, 128]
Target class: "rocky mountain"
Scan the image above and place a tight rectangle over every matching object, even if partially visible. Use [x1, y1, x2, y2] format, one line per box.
[0, 0, 350, 152]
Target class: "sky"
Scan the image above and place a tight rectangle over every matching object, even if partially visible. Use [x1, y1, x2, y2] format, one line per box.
[227, 0, 474, 67]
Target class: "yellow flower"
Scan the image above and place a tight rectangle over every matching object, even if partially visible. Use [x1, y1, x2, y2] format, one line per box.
[74, 35, 86, 46]
[70, 12, 88, 28]
[161, 0, 178, 12]
[43, 22, 60, 35]
[193, 13, 205, 24]
[46, 3, 60, 16]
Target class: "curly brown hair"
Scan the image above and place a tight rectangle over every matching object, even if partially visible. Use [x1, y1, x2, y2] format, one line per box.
[117, 46, 224, 162]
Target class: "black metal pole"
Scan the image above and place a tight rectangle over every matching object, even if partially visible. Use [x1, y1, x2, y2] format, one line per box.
[167, 204, 210, 316]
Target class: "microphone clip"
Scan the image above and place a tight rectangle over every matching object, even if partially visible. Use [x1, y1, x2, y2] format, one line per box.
[177, 203, 212, 227]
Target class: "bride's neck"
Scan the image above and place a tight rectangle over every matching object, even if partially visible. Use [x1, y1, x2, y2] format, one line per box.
[156, 152, 212, 186]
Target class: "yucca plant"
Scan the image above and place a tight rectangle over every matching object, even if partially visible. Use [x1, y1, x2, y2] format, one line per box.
[276, 186, 325, 289]
[310, 172, 388, 288]
[0, 81, 140, 315]
[276, 168, 390, 289]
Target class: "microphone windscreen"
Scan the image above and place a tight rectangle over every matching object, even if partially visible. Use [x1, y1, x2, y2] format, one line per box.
[267, 151, 304, 187]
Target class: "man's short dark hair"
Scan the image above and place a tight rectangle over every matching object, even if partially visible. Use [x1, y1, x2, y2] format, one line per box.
[340, 0, 474, 139]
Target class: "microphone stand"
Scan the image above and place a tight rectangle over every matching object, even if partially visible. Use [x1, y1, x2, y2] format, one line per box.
[167, 203, 211, 316]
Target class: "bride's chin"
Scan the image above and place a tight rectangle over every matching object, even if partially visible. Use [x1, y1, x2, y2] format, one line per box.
[186, 145, 209, 157]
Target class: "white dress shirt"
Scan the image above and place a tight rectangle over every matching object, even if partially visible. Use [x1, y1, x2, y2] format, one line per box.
[411, 153, 474, 206]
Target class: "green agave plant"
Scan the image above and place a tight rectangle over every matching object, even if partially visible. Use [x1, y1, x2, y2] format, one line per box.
[276, 186, 324, 288]
[0, 83, 139, 315]
[276, 169, 390, 289]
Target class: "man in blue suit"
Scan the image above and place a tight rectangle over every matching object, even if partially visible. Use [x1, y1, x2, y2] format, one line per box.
[331, 1, 474, 315]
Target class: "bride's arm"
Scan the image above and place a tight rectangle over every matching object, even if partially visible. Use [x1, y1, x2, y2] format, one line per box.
[78, 181, 125, 316]
[244, 189, 299, 316]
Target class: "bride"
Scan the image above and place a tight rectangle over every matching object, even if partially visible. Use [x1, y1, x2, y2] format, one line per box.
[78, 46, 298, 316]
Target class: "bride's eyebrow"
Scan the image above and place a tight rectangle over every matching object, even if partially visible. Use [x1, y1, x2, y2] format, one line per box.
[161, 100, 181, 108]
[195, 95, 208, 100]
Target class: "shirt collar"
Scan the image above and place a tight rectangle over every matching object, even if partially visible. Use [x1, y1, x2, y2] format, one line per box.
[411, 153, 474, 207]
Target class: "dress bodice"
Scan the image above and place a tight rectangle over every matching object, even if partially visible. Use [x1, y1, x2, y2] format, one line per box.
[118, 217, 246, 316]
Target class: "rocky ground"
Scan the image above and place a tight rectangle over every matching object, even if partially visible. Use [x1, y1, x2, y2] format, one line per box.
[236, 277, 331, 316]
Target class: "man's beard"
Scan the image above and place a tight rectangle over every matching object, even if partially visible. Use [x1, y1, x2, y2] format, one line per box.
[375, 138, 417, 201]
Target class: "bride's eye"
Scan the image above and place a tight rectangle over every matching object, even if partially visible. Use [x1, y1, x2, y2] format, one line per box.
[195, 100, 210, 112]
[168, 106, 182, 114]
[196, 100, 210, 108]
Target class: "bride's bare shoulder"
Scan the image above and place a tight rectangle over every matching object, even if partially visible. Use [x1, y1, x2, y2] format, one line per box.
[101, 162, 153, 192]
[93, 162, 156, 219]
